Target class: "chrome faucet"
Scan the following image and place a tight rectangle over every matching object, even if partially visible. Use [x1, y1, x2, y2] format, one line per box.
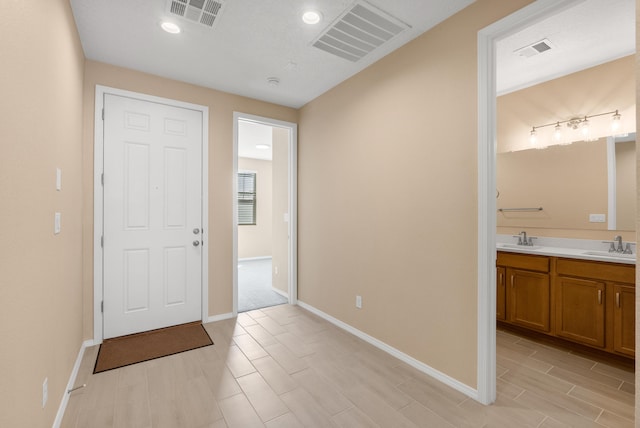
[614, 235, 624, 253]
[519, 231, 527, 246]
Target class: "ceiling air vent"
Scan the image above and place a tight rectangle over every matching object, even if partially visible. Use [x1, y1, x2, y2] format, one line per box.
[312, 1, 410, 62]
[168, 0, 224, 28]
[514, 38, 554, 58]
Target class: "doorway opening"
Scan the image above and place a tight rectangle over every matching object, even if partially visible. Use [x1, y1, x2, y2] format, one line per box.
[233, 113, 297, 314]
[478, 0, 635, 407]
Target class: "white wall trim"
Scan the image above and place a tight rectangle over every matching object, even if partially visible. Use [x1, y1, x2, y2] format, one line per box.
[271, 287, 288, 298]
[233, 112, 298, 316]
[476, 0, 585, 405]
[207, 312, 235, 323]
[298, 301, 478, 399]
[53, 339, 94, 428]
[238, 256, 272, 262]
[606, 136, 617, 230]
[93, 85, 209, 343]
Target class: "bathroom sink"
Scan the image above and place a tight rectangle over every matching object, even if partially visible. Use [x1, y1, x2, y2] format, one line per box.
[498, 244, 543, 250]
[582, 251, 635, 259]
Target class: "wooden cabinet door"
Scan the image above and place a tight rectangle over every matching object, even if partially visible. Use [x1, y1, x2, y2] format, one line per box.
[556, 277, 605, 348]
[613, 285, 635, 357]
[497, 267, 506, 321]
[507, 268, 550, 332]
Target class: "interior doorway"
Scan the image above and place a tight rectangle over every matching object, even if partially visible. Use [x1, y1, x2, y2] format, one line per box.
[478, 0, 634, 405]
[233, 113, 297, 314]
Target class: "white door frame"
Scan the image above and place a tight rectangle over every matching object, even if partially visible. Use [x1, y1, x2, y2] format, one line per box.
[476, 0, 586, 404]
[93, 85, 209, 344]
[232, 112, 298, 315]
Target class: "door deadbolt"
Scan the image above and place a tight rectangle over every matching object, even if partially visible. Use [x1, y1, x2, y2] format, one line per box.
[193, 228, 200, 234]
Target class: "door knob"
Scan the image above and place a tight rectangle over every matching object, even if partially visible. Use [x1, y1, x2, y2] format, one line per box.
[193, 228, 200, 234]
[193, 240, 200, 247]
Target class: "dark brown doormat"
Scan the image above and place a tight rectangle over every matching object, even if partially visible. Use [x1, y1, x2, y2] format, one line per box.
[93, 322, 213, 373]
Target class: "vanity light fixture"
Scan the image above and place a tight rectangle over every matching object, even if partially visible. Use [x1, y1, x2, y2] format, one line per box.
[528, 109, 622, 144]
[161, 21, 181, 34]
[256, 144, 270, 150]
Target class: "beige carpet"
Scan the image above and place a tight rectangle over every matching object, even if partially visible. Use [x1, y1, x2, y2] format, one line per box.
[93, 322, 213, 373]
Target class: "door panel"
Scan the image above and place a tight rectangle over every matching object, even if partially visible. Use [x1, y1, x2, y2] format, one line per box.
[103, 94, 203, 339]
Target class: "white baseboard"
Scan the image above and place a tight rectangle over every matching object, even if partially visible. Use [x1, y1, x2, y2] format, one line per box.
[296, 301, 479, 401]
[207, 312, 235, 323]
[271, 287, 288, 298]
[53, 339, 94, 428]
[238, 256, 272, 262]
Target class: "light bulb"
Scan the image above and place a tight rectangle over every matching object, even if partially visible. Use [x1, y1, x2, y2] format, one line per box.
[529, 128, 537, 145]
[611, 110, 622, 133]
[553, 122, 562, 142]
[580, 117, 590, 139]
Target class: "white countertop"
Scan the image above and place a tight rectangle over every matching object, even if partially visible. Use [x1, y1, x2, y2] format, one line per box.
[496, 235, 636, 265]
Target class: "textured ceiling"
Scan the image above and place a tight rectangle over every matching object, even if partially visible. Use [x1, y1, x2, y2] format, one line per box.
[70, 0, 635, 109]
[70, 0, 475, 108]
[497, 0, 635, 95]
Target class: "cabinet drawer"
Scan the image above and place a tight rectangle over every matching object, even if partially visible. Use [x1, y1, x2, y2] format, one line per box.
[556, 258, 635, 284]
[497, 252, 549, 273]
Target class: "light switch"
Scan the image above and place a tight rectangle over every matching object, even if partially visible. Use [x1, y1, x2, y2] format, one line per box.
[589, 213, 606, 223]
[283, 213, 289, 222]
[56, 168, 62, 191]
[54, 212, 61, 234]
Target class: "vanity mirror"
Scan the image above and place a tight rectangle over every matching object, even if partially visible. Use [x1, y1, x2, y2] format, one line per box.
[496, 133, 636, 232]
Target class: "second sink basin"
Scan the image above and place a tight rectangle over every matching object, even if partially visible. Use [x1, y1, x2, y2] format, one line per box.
[582, 251, 635, 259]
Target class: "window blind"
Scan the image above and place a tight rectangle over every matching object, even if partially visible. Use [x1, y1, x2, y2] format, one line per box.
[238, 172, 256, 225]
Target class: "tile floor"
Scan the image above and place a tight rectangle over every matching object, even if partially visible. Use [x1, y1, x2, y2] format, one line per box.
[61, 305, 635, 427]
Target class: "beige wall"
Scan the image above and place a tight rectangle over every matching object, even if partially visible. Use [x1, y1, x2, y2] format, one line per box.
[297, 0, 532, 389]
[238, 157, 273, 259]
[82, 61, 298, 336]
[0, 0, 85, 426]
[272, 128, 290, 295]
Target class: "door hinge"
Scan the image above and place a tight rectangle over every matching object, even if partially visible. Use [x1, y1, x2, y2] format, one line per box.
[100, 236, 104, 248]
[102, 108, 104, 120]
[101, 301, 104, 313]
[101, 173, 104, 186]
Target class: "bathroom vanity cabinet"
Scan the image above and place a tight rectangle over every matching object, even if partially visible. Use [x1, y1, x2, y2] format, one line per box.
[497, 252, 550, 332]
[497, 251, 635, 359]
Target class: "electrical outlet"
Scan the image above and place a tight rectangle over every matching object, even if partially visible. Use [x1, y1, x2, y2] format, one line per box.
[275, 266, 278, 275]
[42, 378, 48, 408]
[589, 213, 606, 223]
[356, 295, 362, 309]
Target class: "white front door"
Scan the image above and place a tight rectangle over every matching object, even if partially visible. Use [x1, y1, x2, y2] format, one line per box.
[102, 94, 203, 339]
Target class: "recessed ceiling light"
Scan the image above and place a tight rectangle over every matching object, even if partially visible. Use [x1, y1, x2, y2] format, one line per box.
[256, 144, 270, 150]
[302, 10, 322, 25]
[161, 22, 181, 34]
